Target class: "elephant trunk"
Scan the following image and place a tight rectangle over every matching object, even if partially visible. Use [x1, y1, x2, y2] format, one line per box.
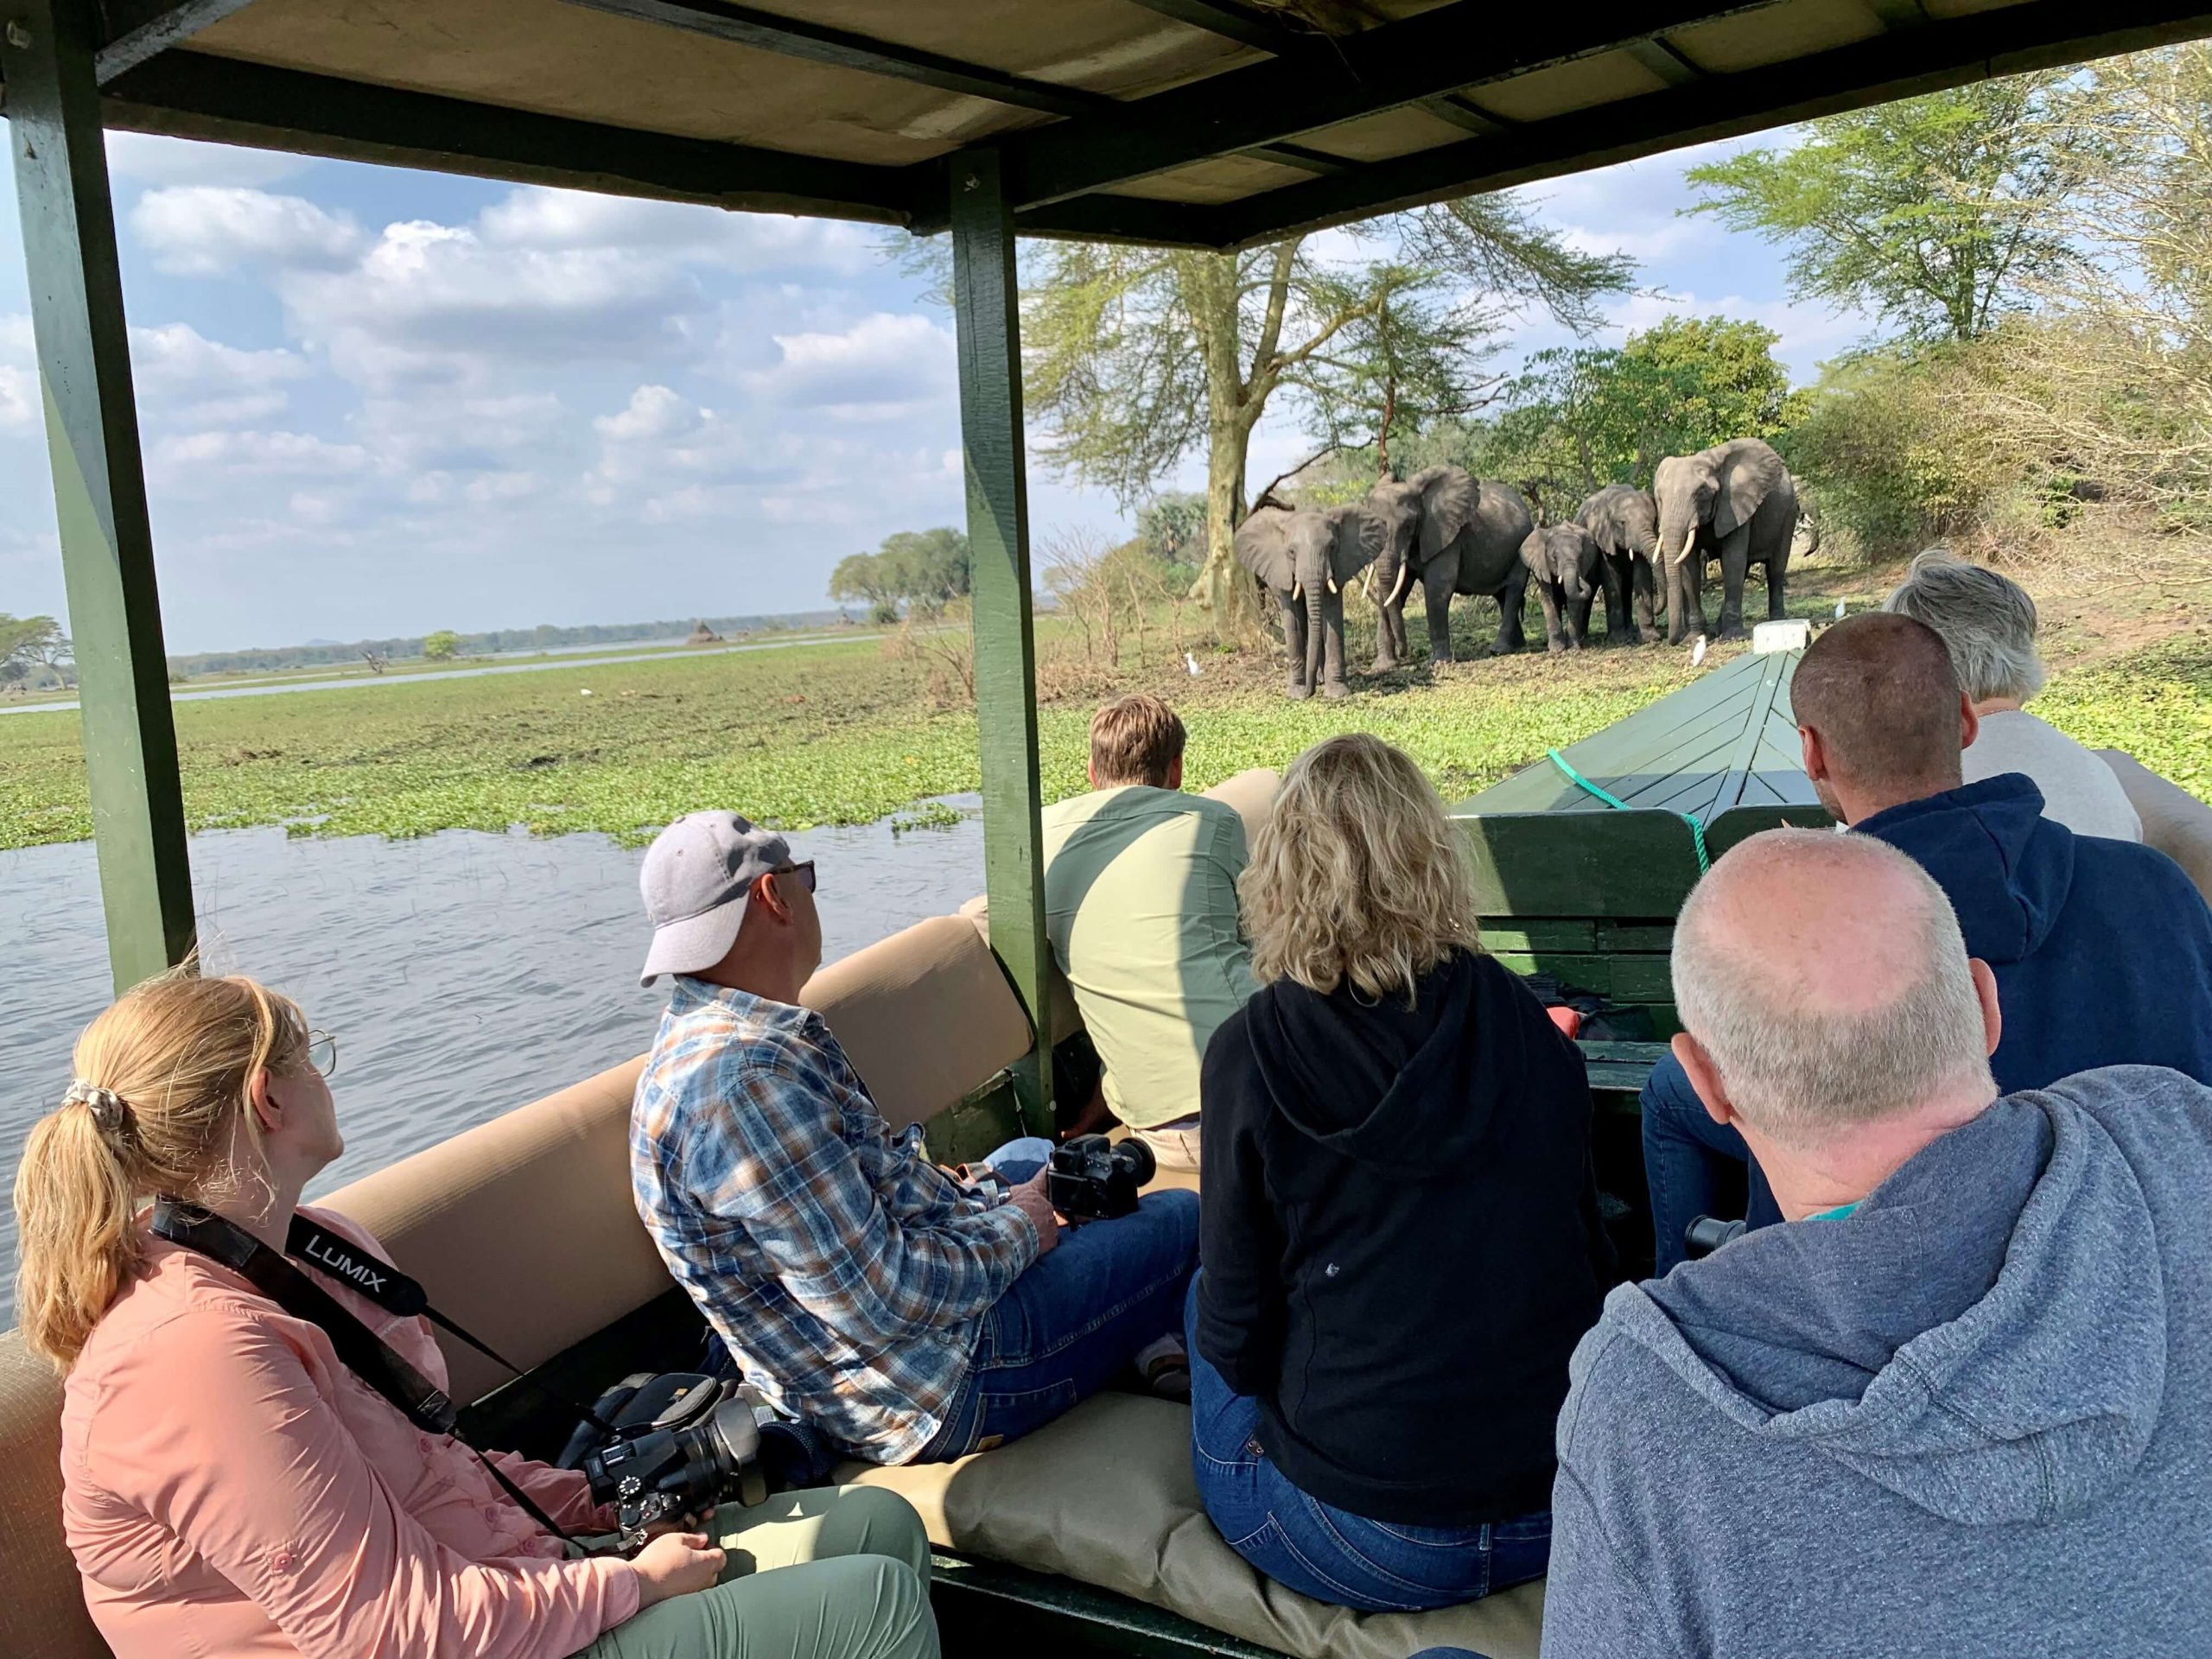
[1303, 556, 1326, 688]
[1659, 516, 1696, 568]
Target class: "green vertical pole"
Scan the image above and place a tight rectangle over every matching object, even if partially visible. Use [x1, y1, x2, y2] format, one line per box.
[950, 147, 1052, 1133]
[4, 0, 195, 991]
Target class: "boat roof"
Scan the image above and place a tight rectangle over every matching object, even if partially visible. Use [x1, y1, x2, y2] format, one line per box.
[78, 0, 2212, 251]
[1461, 646, 1822, 823]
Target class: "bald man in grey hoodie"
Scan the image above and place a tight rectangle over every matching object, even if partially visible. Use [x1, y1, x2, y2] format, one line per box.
[1543, 828, 2212, 1659]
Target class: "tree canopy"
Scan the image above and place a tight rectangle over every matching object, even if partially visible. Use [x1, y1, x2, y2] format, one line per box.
[422, 630, 462, 661]
[829, 527, 972, 622]
[1685, 73, 2088, 343]
[0, 613, 69, 687]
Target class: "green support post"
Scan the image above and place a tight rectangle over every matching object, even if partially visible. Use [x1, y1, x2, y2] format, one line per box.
[5, 0, 195, 991]
[950, 147, 1052, 1133]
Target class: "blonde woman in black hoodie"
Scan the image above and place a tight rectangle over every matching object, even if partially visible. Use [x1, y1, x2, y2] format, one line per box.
[1187, 734, 1612, 1612]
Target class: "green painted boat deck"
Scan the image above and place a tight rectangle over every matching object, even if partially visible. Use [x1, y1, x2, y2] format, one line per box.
[1461, 648, 1821, 822]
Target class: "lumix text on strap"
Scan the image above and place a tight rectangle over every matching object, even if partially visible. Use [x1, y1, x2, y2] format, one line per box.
[149, 1198, 588, 1544]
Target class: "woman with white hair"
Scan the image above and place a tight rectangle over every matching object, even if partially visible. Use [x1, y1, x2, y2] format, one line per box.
[1883, 549, 2141, 841]
[1186, 734, 1613, 1611]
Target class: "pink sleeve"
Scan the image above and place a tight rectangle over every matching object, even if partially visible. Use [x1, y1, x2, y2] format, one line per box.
[488, 1452, 620, 1533]
[93, 1308, 641, 1659]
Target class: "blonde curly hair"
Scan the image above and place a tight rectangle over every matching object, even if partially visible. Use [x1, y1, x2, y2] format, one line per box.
[1242, 734, 1482, 1000]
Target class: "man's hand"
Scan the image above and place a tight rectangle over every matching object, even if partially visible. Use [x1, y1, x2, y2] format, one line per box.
[631, 1530, 725, 1606]
[1006, 1170, 1061, 1253]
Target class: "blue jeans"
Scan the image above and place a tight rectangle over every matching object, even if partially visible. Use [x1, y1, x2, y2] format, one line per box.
[917, 1142, 1198, 1462]
[1641, 1052, 1783, 1274]
[1184, 1276, 1550, 1613]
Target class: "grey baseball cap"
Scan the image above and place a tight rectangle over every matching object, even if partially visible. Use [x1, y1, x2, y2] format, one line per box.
[639, 810, 792, 986]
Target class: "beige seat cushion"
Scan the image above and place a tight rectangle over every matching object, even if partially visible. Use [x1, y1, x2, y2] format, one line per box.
[838, 1393, 1543, 1659]
[2098, 749, 2212, 904]
[1203, 766, 1281, 847]
[0, 1333, 105, 1659]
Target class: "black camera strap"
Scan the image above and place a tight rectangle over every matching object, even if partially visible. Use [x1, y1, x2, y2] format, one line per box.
[149, 1199, 583, 1547]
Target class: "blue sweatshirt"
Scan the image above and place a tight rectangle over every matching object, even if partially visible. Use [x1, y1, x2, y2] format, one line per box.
[1860, 773, 2212, 1090]
[1546, 1066, 2212, 1658]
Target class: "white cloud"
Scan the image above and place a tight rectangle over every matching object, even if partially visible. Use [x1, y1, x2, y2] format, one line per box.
[0, 365, 34, 433]
[130, 321, 308, 426]
[106, 132, 315, 188]
[743, 312, 953, 419]
[149, 428, 371, 489]
[594, 384, 700, 443]
[130, 187, 363, 276]
[480, 189, 877, 276]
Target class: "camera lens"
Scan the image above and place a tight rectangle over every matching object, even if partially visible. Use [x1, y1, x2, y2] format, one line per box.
[1117, 1136, 1156, 1187]
[1681, 1215, 1748, 1259]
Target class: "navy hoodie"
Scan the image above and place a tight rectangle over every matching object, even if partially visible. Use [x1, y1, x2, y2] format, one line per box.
[1195, 949, 1613, 1527]
[1859, 773, 2212, 1090]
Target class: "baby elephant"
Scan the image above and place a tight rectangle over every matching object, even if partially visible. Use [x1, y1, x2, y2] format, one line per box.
[1519, 523, 1612, 652]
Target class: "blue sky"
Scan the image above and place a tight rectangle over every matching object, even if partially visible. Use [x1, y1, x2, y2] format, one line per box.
[0, 128, 1859, 654]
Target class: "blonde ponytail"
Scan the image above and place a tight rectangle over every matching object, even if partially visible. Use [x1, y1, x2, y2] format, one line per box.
[12, 971, 310, 1370]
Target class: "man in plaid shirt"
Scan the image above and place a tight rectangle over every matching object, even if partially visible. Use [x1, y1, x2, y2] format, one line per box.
[631, 810, 1199, 1464]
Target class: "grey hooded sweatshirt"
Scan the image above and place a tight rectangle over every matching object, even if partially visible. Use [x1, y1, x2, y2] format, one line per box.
[1543, 1065, 2212, 1659]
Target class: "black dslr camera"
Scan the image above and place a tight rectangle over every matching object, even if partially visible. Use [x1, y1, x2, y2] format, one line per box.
[1046, 1133, 1155, 1221]
[1682, 1215, 1748, 1260]
[578, 1373, 766, 1548]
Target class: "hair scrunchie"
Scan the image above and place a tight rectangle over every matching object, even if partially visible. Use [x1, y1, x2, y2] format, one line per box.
[62, 1079, 133, 1139]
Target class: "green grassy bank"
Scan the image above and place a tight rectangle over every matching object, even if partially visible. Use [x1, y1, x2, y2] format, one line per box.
[4, 617, 2209, 854]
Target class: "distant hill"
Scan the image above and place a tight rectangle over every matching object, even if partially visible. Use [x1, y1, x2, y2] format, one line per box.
[169, 609, 861, 678]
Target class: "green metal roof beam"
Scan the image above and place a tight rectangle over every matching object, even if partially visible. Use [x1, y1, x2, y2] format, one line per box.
[958, 0, 1777, 220]
[94, 0, 257, 83]
[1196, 0, 2212, 250]
[100, 50, 922, 223]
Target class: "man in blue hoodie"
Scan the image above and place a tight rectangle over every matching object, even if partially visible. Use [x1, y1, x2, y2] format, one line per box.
[1641, 613, 2212, 1271]
[1546, 827, 2212, 1657]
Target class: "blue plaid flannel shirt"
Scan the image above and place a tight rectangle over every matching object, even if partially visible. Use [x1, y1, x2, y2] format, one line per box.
[631, 978, 1041, 1463]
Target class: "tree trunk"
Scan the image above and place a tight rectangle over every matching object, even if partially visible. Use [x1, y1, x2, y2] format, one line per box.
[1194, 411, 1260, 642]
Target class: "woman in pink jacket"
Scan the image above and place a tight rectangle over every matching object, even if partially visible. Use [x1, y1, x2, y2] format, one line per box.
[12, 970, 939, 1659]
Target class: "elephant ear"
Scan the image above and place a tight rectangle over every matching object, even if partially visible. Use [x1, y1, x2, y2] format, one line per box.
[1325, 505, 1387, 582]
[1412, 465, 1477, 555]
[1234, 507, 1296, 590]
[1712, 442, 1784, 542]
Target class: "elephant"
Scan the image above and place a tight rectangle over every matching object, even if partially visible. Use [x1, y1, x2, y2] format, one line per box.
[1577, 483, 1662, 645]
[1364, 466, 1535, 668]
[1234, 503, 1388, 699]
[1519, 523, 1614, 652]
[1651, 437, 1797, 643]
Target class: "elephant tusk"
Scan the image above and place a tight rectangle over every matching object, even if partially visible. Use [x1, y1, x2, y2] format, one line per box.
[1290, 580, 1303, 604]
[1363, 567, 1376, 600]
[1388, 562, 1413, 608]
[1326, 574, 1338, 595]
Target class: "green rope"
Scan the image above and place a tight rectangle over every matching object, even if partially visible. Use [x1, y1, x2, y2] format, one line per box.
[1548, 747, 1711, 874]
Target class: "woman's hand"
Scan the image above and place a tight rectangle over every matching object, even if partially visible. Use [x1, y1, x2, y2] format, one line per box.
[630, 1530, 725, 1607]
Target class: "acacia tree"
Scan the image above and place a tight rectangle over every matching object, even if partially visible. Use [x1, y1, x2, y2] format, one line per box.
[1685, 71, 2089, 344]
[1022, 198, 1630, 637]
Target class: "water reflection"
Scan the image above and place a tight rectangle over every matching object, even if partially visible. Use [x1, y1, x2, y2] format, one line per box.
[0, 804, 983, 1321]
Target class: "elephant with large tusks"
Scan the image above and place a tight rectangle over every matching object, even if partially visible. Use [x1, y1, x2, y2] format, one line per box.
[1364, 466, 1535, 668]
[1235, 503, 1388, 699]
[1578, 483, 1662, 645]
[1651, 437, 1797, 643]
[1519, 523, 1613, 652]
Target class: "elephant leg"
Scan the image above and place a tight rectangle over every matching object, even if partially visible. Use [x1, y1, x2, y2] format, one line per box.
[1599, 553, 1630, 642]
[1279, 591, 1312, 699]
[1385, 602, 1408, 667]
[1714, 528, 1752, 639]
[1492, 566, 1530, 654]
[1764, 539, 1791, 620]
[1631, 554, 1660, 644]
[1536, 582, 1568, 653]
[1424, 564, 1458, 663]
[1371, 589, 1402, 673]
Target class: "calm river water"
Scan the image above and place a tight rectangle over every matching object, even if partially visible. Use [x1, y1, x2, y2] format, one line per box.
[0, 806, 984, 1323]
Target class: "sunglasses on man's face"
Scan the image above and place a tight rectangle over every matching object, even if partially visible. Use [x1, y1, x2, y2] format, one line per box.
[779, 861, 818, 895]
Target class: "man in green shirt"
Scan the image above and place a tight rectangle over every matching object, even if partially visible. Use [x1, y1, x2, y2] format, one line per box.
[1041, 696, 1255, 1173]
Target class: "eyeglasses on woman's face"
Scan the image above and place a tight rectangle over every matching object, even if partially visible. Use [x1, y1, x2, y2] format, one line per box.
[307, 1030, 339, 1079]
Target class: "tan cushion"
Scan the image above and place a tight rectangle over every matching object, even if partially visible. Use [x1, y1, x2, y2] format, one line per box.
[0, 1332, 106, 1659]
[956, 893, 1087, 1044]
[2098, 749, 2212, 904]
[837, 1393, 1543, 1659]
[1202, 766, 1281, 846]
[804, 914, 1035, 1129]
[323, 1055, 667, 1405]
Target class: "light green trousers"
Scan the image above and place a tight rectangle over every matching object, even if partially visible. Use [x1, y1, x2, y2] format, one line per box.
[572, 1485, 939, 1659]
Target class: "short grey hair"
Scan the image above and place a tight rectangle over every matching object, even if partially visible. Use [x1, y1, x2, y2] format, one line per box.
[1672, 830, 1993, 1147]
[1882, 549, 2046, 703]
